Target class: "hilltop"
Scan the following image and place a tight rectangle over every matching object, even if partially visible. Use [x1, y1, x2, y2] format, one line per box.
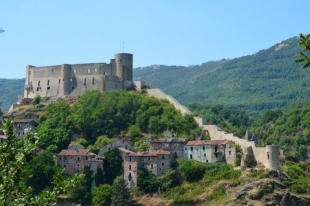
[134, 36, 308, 115]
[0, 36, 307, 114]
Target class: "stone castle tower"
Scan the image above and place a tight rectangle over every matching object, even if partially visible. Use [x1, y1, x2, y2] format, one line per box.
[24, 53, 133, 98]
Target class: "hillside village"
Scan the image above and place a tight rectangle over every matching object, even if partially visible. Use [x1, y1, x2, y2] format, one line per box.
[4, 53, 309, 206]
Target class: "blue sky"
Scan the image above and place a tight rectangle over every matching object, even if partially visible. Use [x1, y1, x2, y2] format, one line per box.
[0, 1, 309, 78]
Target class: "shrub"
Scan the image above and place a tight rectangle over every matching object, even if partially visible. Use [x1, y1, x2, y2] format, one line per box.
[179, 159, 206, 181]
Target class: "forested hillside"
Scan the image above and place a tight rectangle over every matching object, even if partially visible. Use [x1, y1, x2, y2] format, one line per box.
[134, 36, 308, 115]
[0, 78, 24, 111]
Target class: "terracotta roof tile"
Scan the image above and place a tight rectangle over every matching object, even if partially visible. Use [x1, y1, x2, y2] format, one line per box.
[14, 119, 34, 123]
[57, 149, 97, 156]
[125, 150, 171, 157]
[186, 140, 230, 146]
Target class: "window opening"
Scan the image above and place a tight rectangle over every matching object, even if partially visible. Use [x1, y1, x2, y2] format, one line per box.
[47, 80, 50, 85]
[162, 162, 165, 167]
[74, 69, 76, 73]
[215, 146, 218, 152]
[129, 165, 131, 170]
[191, 147, 193, 151]
[84, 78, 87, 85]
[190, 154, 192, 159]
[92, 77, 95, 84]
[267, 152, 270, 160]
[87, 69, 90, 73]
[38, 81, 40, 86]
[203, 146, 205, 151]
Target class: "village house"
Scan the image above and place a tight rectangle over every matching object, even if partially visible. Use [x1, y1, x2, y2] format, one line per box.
[98, 137, 133, 156]
[13, 119, 35, 139]
[56, 148, 103, 176]
[184, 140, 236, 164]
[121, 149, 173, 188]
[149, 138, 188, 158]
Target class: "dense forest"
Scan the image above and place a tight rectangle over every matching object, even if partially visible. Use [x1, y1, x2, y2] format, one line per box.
[134, 36, 310, 116]
[0, 78, 24, 111]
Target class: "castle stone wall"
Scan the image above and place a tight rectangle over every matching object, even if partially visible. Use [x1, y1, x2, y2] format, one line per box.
[22, 54, 133, 99]
[147, 88, 192, 115]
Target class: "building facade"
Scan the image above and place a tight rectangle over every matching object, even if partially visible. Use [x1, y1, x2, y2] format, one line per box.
[23, 53, 134, 99]
[184, 140, 235, 163]
[122, 149, 173, 188]
[149, 138, 188, 158]
[57, 149, 103, 176]
[13, 119, 35, 139]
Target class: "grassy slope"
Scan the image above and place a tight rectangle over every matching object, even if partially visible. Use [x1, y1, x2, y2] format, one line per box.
[134, 37, 308, 115]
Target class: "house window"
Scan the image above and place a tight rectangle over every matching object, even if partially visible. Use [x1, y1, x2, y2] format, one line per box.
[86, 157, 88, 160]
[129, 157, 132, 162]
[47, 87, 50, 90]
[203, 146, 205, 151]
[204, 153, 206, 157]
[87, 69, 90, 73]
[185, 147, 187, 150]
[147, 157, 151, 161]
[129, 165, 131, 170]
[47, 80, 50, 85]
[77, 157, 80, 161]
[162, 162, 165, 167]
[95, 68, 97, 72]
[267, 152, 270, 160]
[190, 154, 192, 159]
[17, 124, 21, 128]
[64, 164, 66, 168]
[26, 124, 29, 128]
[191, 147, 193, 151]
[92, 77, 95, 84]
[64, 157, 67, 161]
[215, 146, 218, 152]
[37, 87, 39, 91]
[206, 160, 209, 162]
[162, 155, 164, 159]
[151, 164, 153, 168]
[72, 86, 74, 90]
[78, 164, 80, 167]
[38, 81, 40, 86]
[229, 151, 231, 155]
[58, 79, 61, 83]
[74, 69, 76, 73]
[128, 173, 132, 181]
[52, 68, 54, 73]
[215, 154, 218, 158]
[22, 132, 24, 135]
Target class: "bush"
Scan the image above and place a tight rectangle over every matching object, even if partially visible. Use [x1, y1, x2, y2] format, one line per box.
[137, 169, 161, 193]
[179, 159, 206, 181]
[32, 95, 41, 105]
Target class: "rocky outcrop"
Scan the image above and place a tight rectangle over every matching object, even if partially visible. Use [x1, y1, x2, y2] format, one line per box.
[234, 178, 310, 206]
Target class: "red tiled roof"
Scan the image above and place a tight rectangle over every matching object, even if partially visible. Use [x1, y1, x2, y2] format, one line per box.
[186, 140, 230, 146]
[14, 119, 34, 123]
[125, 150, 171, 157]
[150, 138, 188, 143]
[57, 149, 97, 156]
[118, 147, 137, 156]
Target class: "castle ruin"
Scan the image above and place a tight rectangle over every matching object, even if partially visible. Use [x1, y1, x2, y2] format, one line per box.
[23, 53, 135, 99]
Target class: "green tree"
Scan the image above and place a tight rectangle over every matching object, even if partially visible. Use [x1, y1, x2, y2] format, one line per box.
[128, 125, 141, 140]
[179, 159, 206, 181]
[0, 119, 82, 205]
[296, 33, 310, 68]
[37, 101, 73, 152]
[137, 169, 161, 193]
[111, 176, 133, 206]
[23, 150, 58, 193]
[94, 166, 105, 187]
[69, 165, 93, 204]
[104, 148, 123, 184]
[161, 169, 180, 192]
[92, 184, 113, 206]
[31, 94, 41, 105]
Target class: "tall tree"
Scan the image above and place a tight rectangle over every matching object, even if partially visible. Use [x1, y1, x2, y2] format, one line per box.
[92, 184, 113, 206]
[0, 119, 82, 205]
[104, 148, 123, 185]
[111, 176, 133, 206]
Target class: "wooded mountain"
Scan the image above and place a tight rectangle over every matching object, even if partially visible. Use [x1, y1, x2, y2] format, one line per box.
[0, 36, 307, 114]
[134, 36, 308, 115]
[0, 78, 24, 111]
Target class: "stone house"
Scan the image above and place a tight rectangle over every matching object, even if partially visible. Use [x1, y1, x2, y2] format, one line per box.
[149, 138, 188, 158]
[121, 149, 173, 188]
[13, 119, 35, 139]
[98, 138, 133, 156]
[56, 149, 103, 176]
[184, 140, 235, 164]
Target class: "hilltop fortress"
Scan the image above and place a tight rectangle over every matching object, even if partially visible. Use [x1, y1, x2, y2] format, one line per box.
[23, 53, 137, 99]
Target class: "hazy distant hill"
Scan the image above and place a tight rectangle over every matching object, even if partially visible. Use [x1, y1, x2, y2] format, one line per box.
[134, 36, 309, 115]
[0, 79, 24, 111]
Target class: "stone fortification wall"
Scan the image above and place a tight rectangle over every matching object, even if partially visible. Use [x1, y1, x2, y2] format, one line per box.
[147, 88, 192, 115]
[204, 125, 280, 170]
